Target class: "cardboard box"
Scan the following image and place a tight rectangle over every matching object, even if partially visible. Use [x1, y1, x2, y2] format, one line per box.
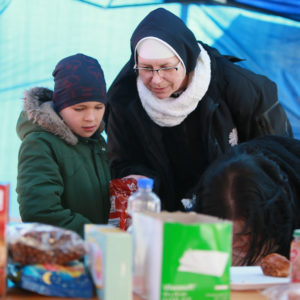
[84, 225, 132, 300]
[132, 211, 232, 300]
[0, 183, 9, 296]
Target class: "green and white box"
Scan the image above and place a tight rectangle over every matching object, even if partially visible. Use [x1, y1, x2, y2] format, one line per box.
[84, 225, 132, 300]
[132, 211, 232, 300]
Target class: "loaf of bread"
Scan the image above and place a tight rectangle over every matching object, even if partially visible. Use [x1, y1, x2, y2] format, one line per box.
[8, 223, 87, 265]
[260, 253, 290, 277]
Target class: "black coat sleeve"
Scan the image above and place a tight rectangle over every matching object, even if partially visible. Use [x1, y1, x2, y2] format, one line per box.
[105, 65, 159, 181]
[219, 58, 293, 141]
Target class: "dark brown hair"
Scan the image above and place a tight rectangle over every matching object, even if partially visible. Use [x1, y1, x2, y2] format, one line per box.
[194, 149, 296, 265]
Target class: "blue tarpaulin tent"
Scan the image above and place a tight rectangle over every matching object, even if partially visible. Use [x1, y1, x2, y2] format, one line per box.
[0, 0, 299, 219]
[78, 0, 300, 20]
[233, 0, 300, 20]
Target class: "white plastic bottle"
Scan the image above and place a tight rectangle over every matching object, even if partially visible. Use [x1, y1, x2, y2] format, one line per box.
[127, 178, 161, 298]
[127, 178, 161, 220]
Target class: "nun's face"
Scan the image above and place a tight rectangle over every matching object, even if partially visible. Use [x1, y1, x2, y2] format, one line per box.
[137, 55, 188, 99]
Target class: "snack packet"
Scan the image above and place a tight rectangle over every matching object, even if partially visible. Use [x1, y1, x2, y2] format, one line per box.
[108, 178, 137, 230]
[8, 261, 94, 298]
[7, 223, 87, 265]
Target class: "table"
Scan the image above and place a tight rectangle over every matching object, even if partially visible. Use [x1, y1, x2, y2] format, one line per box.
[231, 290, 267, 300]
[3, 287, 267, 299]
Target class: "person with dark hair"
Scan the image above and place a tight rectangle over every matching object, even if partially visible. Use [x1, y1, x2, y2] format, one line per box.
[193, 135, 300, 266]
[16, 54, 111, 237]
[105, 7, 293, 212]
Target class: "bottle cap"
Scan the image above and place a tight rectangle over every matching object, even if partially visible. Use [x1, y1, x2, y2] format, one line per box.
[138, 178, 154, 189]
[293, 229, 300, 237]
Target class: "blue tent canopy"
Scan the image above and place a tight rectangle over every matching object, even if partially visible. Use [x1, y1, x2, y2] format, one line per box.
[76, 0, 300, 21]
[233, 0, 300, 21]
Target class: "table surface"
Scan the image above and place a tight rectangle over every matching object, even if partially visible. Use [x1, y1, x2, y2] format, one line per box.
[2, 287, 267, 300]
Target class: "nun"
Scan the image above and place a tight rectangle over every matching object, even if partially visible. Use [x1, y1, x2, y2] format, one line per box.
[105, 8, 292, 211]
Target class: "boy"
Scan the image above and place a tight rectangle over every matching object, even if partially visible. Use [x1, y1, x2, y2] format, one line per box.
[16, 53, 110, 237]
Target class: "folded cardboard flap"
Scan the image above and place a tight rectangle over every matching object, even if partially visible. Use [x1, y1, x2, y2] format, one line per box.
[141, 211, 231, 224]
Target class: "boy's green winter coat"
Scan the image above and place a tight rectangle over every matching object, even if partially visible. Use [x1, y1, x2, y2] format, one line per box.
[16, 87, 111, 237]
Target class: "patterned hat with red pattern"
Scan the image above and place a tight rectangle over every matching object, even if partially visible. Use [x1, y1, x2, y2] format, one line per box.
[52, 53, 107, 112]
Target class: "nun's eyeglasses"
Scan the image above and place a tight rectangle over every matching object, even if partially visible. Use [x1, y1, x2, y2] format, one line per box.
[134, 62, 181, 79]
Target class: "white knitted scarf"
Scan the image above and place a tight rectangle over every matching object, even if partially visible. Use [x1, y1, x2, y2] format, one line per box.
[137, 43, 211, 127]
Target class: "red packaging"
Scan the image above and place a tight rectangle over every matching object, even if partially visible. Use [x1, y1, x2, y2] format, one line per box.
[108, 178, 137, 230]
[0, 183, 9, 296]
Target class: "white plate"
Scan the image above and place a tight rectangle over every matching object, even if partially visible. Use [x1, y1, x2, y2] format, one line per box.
[230, 266, 290, 290]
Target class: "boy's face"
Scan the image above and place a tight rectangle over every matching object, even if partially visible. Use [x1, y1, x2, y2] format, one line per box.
[59, 101, 105, 138]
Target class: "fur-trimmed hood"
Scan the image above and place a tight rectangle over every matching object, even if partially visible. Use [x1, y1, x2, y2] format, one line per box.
[17, 87, 105, 145]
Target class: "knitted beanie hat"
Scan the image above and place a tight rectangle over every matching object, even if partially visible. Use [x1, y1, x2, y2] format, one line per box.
[52, 53, 107, 112]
